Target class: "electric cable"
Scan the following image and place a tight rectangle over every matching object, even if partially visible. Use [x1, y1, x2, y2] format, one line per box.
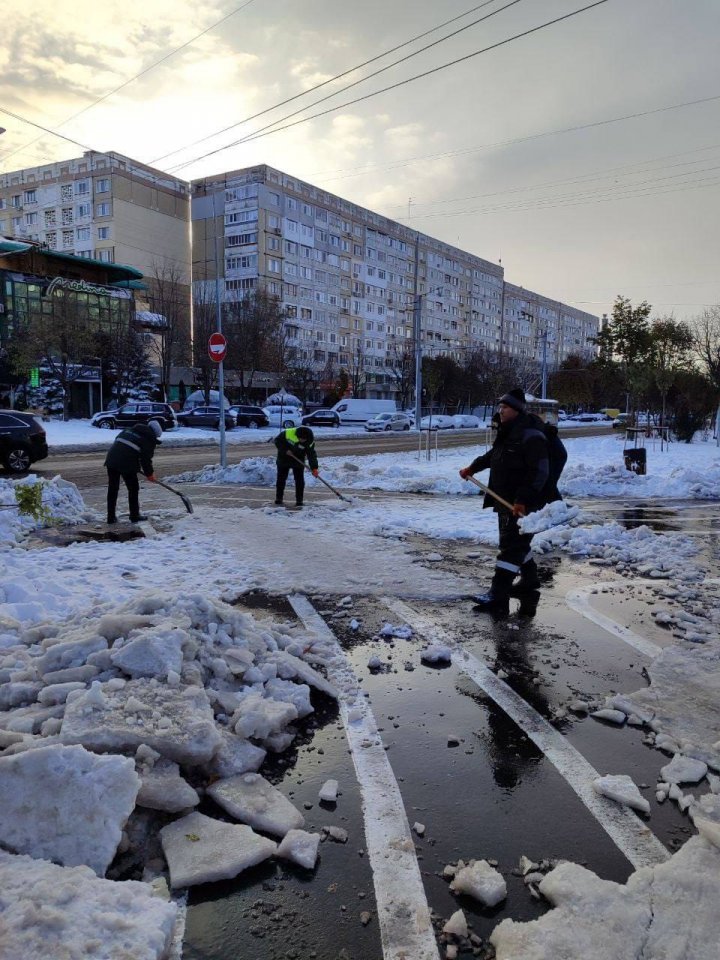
[154, 0, 523, 166]
[169, 0, 612, 173]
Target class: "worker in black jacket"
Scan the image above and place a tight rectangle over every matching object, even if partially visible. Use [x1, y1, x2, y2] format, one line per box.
[274, 426, 319, 508]
[459, 389, 549, 616]
[104, 421, 161, 524]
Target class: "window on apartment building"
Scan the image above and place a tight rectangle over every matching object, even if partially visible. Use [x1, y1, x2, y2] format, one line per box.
[302, 203, 313, 217]
[25, 212, 38, 225]
[95, 178, 110, 193]
[59, 184, 72, 202]
[267, 214, 279, 229]
[286, 305, 298, 319]
[97, 248, 113, 262]
[45, 231, 57, 248]
[315, 330, 325, 342]
[96, 202, 111, 217]
[97, 226, 111, 240]
[76, 227, 91, 241]
[286, 219, 297, 233]
[268, 192, 280, 206]
[266, 235, 280, 251]
[77, 202, 91, 218]
[300, 307, 312, 320]
[75, 181, 90, 196]
[285, 282, 298, 296]
[268, 281, 281, 295]
[0, 199, 6, 210]
[340, 258, 350, 272]
[284, 240, 297, 254]
[227, 254, 258, 270]
[267, 258, 281, 274]
[286, 197, 297, 211]
[225, 278, 256, 292]
[314, 350, 326, 362]
[227, 231, 258, 246]
[284, 262, 297, 277]
[341, 239, 350, 252]
[23, 190, 37, 204]
[11, 216, 22, 230]
[11, 195, 21, 208]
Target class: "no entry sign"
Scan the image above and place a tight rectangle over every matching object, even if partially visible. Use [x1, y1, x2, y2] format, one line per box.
[208, 332, 227, 363]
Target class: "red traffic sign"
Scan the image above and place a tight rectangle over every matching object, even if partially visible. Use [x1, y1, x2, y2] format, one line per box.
[208, 332, 227, 363]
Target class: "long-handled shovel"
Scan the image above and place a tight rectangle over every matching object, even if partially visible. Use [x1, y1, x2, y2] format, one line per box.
[149, 478, 194, 514]
[287, 451, 352, 503]
[463, 474, 514, 511]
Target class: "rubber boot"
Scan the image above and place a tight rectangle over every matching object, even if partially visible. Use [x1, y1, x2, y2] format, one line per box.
[473, 568, 513, 617]
[517, 590, 541, 618]
[129, 514, 148, 523]
[509, 558, 541, 596]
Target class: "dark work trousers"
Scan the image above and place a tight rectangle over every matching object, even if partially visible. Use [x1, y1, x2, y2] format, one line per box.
[107, 468, 140, 520]
[276, 461, 305, 505]
[495, 511, 534, 579]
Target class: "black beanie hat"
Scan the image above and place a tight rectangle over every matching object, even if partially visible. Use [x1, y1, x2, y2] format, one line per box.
[498, 388, 526, 412]
[296, 426, 313, 441]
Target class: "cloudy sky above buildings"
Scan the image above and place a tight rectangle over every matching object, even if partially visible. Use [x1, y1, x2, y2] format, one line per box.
[1, 0, 718, 321]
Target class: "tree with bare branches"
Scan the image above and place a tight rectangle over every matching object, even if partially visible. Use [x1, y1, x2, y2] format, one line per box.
[145, 261, 191, 401]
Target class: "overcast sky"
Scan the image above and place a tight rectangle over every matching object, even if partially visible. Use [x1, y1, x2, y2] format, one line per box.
[1, 0, 719, 321]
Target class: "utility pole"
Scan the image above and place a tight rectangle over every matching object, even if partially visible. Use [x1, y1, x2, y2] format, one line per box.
[413, 234, 422, 424]
[211, 184, 227, 467]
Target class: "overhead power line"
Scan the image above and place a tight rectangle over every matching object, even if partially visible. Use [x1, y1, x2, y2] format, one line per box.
[0, 106, 95, 156]
[169, 0, 612, 173]
[0, 0, 257, 169]
[152, 0, 521, 166]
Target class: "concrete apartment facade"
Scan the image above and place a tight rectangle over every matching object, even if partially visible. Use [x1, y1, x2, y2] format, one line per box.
[191, 164, 598, 398]
[0, 151, 190, 286]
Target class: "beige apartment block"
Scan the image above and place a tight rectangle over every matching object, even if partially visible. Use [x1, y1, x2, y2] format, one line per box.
[191, 164, 599, 398]
[0, 151, 190, 299]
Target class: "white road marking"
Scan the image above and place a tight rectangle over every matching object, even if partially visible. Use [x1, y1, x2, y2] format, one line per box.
[565, 585, 662, 659]
[289, 595, 439, 960]
[385, 598, 669, 870]
[169, 894, 187, 960]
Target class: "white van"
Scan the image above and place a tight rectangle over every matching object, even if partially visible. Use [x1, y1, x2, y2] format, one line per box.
[331, 399, 397, 424]
[262, 404, 303, 428]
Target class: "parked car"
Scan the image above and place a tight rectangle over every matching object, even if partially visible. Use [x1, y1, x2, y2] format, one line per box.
[365, 412, 413, 432]
[572, 412, 607, 423]
[302, 409, 340, 428]
[91, 402, 177, 431]
[452, 414, 481, 429]
[176, 406, 235, 430]
[229, 405, 269, 429]
[0, 411, 49, 474]
[419, 415, 455, 430]
[262, 404, 303, 428]
[612, 413, 629, 430]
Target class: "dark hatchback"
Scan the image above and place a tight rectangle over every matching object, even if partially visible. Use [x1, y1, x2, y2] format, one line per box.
[301, 409, 340, 428]
[228, 405, 270, 428]
[177, 406, 235, 430]
[0, 411, 49, 474]
[91, 402, 177, 431]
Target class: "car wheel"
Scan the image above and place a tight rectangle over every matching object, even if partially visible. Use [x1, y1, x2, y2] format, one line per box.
[98, 418, 115, 429]
[384, 424, 392, 431]
[5, 446, 32, 473]
[403, 424, 410, 431]
[282, 419, 295, 428]
[248, 420, 259, 429]
[333, 420, 339, 428]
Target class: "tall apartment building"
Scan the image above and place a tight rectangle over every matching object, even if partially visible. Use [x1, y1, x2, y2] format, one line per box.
[0, 151, 190, 285]
[191, 164, 598, 398]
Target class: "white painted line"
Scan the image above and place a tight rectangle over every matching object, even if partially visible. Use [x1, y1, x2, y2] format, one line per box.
[566, 585, 662, 660]
[169, 894, 187, 960]
[385, 598, 669, 870]
[289, 594, 439, 960]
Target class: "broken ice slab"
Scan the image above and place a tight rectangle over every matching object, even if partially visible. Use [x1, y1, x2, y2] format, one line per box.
[660, 754, 708, 785]
[276, 828, 321, 869]
[137, 758, 200, 813]
[0, 743, 139, 876]
[60, 678, 221, 766]
[318, 779, 338, 803]
[592, 774, 650, 814]
[160, 811, 276, 889]
[450, 859, 507, 907]
[207, 773, 304, 837]
[0, 850, 177, 959]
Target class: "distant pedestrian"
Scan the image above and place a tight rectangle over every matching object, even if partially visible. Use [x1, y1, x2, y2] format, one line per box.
[274, 426, 319, 508]
[459, 389, 551, 616]
[104, 421, 161, 524]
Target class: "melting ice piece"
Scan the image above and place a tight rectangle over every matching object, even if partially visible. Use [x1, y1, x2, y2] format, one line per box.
[450, 860, 507, 907]
[319, 779, 338, 803]
[277, 828, 321, 869]
[160, 811, 276, 888]
[207, 773, 305, 837]
[420, 643, 452, 664]
[593, 774, 650, 813]
[660, 754, 708, 785]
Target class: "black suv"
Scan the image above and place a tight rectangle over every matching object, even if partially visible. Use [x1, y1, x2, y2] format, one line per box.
[302, 409, 340, 427]
[0, 411, 49, 474]
[229, 405, 270, 428]
[91, 402, 177, 431]
[176, 406, 235, 431]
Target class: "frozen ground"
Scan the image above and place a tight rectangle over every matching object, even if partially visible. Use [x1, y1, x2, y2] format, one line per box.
[0, 432, 719, 958]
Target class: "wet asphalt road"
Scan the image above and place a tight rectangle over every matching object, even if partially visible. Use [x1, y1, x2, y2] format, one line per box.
[22, 428, 719, 959]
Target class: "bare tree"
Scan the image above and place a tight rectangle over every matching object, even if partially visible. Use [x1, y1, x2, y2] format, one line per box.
[146, 260, 191, 401]
[692, 305, 720, 441]
[386, 338, 415, 409]
[224, 289, 288, 397]
[285, 353, 319, 405]
[347, 340, 368, 396]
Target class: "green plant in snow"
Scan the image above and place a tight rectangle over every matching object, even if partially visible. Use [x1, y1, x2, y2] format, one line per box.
[14, 482, 51, 524]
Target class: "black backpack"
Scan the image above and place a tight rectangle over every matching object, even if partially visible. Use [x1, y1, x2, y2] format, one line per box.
[542, 422, 567, 500]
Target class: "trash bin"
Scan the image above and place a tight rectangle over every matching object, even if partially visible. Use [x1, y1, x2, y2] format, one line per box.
[624, 448, 647, 475]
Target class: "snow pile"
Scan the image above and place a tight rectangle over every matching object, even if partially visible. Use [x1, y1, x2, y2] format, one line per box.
[518, 500, 584, 534]
[562, 457, 720, 500]
[171, 456, 277, 487]
[490, 837, 720, 960]
[0, 850, 177, 960]
[0, 475, 90, 543]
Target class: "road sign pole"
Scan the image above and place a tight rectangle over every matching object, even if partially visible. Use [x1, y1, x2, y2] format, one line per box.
[212, 189, 227, 468]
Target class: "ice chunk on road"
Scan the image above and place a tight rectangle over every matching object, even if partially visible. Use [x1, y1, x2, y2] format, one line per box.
[591, 708, 627, 725]
[450, 859, 507, 906]
[207, 727, 266, 779]
[268, 650, 339, 698]
[0, 850, 177, 960]
[110, 625, 186, 680]
[264, 677, 313, 718]
[137, 757, 199, 813]
[660, 754, 708, 785]
[277, 828, 321, 869]
[233, 691, 298, 741]
[593, 774, 650, 814]
[208, 772, 305, 837]
[161, 811, 276, 889]
[319, 779, 338, 802]
[420, 643, 452, 664]
[379, 623, 413, 639]
[519, 500, 582, 534]
[691, 794, 720, 850]
[443, 909, 468, 938]
[61, 678, 221, 766]
[0, 743, 139, 876]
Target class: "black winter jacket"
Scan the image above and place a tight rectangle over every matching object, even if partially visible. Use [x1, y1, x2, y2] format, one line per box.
[274, 428, 318, 471]
[468, 412, 549, 512]
[104, 424, 158, 476]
